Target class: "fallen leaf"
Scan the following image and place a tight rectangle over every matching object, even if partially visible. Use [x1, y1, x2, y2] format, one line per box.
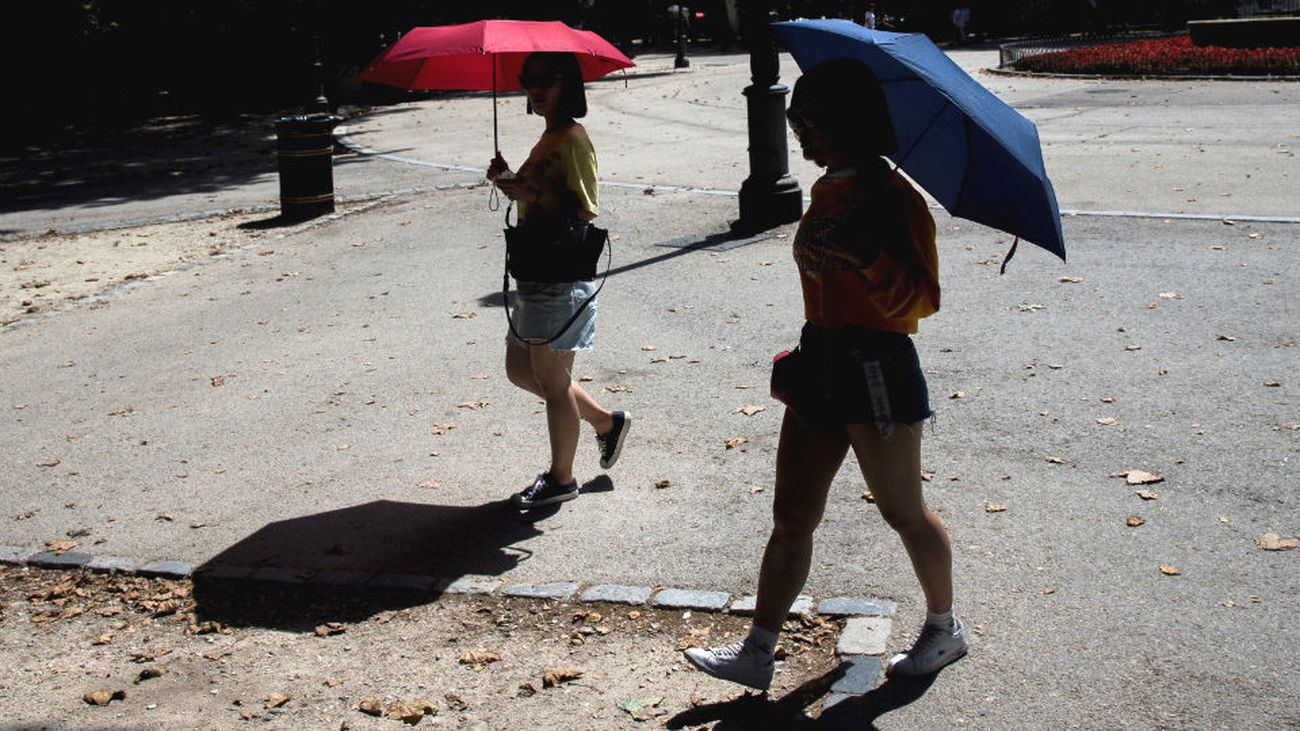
[949, 391, 965, 399]
[985, 504, 1007, 513]
[1264, 381, 1281, 387]
[1126, 516, 1146, 527]
[265, 693, 290, 709]
[1123, 470, 1164, 485]
[1158, 565, 1181, 576]
[457, 400, 488, 410]
[1045, 456, 1065, 464]
[1135, 490, 1159, 500]
[861, 491, 875, 503]
[458, 649, 501, 670]
[748, 486, 764, 494]
[83, 690, 126, 706]
[134, 666, 166, 684]
[417, 479, 441, 489]
[1255, 533, 1299, 551]
[1125, 344, 1142, 351]
[543, 667, 584, 688]
[725, 437, 749, 450]
[314, 622, 347, 637]
[451, 312, 476, 319]
[45, 539, 76, 555]
[359, 698, 385, 716]
[1042, 587, 1056, 595]
[605, 384, 631, 393]
[387, 700, 438, 724]
[36, 458, 61, 468]
[1096, 417, 1117, 426]
[654, 480, 672, 489]
[1058, 276, 1083, 283]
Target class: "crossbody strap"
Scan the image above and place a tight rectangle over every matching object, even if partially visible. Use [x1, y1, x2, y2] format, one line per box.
[502, 202, 611, 346]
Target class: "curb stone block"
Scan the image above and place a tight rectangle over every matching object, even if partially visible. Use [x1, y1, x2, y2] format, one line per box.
[0, 546, 35, 565]
[501, 582, 580, 600]
[370, 573, 439, 591]
[829, 656, 882, 695]
[836, 616, 892, 656]
[729, 594, 814, 616]
[251, 567, 305, 584]
[195, 565, 255, 581]
[86, 556, 140, 574]
[309, 570, 373, 587]
[28, 551, 93, 569]
[441, 577, 502, 595]
[817, 597, 896, 617]
[137, 560, 193, 579]
[650, 588, 731, 611]
[579, 584, 653, 605]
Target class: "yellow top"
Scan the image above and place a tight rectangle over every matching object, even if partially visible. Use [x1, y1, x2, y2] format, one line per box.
[517, 122, 598, 222]
[793, 161, 940, 334]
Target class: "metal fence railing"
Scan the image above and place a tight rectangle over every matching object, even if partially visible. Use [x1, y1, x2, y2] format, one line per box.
[998, 33, 1178, 69]
[1236, 0, 1300, 15]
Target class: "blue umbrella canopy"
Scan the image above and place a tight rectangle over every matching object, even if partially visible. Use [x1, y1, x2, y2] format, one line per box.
[773, 19, 1065, 261]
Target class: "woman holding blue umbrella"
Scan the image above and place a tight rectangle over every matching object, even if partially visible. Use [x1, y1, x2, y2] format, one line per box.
[684, 58, 965, 691]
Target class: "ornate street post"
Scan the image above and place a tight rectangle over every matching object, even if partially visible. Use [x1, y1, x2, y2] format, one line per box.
[734, 1, 801, 233]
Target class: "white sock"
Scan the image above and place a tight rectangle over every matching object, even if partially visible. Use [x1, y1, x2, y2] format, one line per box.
[745, 625, 779, 656]
[926, 610, 955, 630]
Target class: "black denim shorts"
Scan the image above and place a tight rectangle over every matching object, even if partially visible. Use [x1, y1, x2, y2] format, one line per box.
[771, 323, 932, 433]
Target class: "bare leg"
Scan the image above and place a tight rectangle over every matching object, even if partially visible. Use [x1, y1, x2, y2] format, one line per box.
[506, 342, 613, 435]
[752, 410, 850, 633]
[847, 422, 953, 614]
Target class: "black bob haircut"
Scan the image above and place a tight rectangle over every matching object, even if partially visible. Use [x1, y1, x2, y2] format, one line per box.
[789, 58, 898, 162]
[522, 52, 588, 118]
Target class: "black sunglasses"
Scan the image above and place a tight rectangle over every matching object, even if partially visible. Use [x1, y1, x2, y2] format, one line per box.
[518, 71, 561, 89]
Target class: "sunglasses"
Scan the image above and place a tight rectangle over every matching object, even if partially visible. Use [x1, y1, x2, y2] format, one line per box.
[518, 72, 561, 89]
[786, 107, 817, 132]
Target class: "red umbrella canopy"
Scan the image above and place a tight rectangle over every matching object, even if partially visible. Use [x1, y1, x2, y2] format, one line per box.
[357, 20, 635, 92]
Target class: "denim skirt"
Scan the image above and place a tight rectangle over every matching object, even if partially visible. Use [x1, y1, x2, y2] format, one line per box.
[506, 280, 598, 351]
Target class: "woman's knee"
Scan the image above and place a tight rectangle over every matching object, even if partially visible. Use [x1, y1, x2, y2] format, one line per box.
[877, 502, 940, 539]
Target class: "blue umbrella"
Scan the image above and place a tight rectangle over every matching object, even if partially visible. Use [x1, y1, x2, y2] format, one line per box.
[772, 19, 1066, 262]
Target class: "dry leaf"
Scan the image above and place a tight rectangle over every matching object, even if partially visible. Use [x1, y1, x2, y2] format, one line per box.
[1096, 417, 1117, 426]
[725, 437, 749, 450]
[543, 667, 584, 688]
[387, 700, 438, 724]
[985, 504, 1007, 513]
[1255, 533, 1299, 551]
[1123, 470, 1164, 485]
[861, 491, 875, 503]
[1045, 456, 1065, 464]
[458, 649, 501, 669]
[654, 480, 672, 489]
[45, 539, 76, 555]
[748, 486, 764, 494]
[265, 693, 291, 709]
[733, 405, 765, 416]
[949, 391, 965, 399]
[359, 698, 385, 716]
[83, 690, 126, 706]
[314, 622, 347, 637]
[1135, 490, 1159, 500]
[1158, 565, 1181, 576]
[1126, 516, 1146, 527]
[417, 479, 441, 489]
[1059, 276, 1083, 283]
[605, 384, 631, 393]
[1042, 587, 1056, 595]
[36, 458, 61, 468]
[134, 666, 166, 684]
[457, 401, 488, 410]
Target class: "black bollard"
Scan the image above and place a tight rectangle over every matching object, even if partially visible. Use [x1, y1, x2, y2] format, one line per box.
[275, 114, 340, 221]
[734, 3, 801, 234]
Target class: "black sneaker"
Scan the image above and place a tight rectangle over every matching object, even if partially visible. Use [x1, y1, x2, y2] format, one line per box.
[511, 473, 579, 509]
[595, 411, 631, 469]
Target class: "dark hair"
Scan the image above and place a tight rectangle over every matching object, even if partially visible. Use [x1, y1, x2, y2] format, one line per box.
[789, 58, 897, 162]
[523, 52, 587, 118]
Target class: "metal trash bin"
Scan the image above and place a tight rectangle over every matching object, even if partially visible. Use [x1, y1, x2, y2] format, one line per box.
[275, 114, 339, 220]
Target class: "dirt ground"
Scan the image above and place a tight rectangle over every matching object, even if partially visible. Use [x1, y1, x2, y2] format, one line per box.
[0, 565, 850, 730]
[0, 209, 290, 328]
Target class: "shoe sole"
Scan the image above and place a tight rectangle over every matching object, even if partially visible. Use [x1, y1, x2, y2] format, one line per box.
[885, 646, 967, 679]
[512, 490, 579, 510]
[599, 412, 632, 469]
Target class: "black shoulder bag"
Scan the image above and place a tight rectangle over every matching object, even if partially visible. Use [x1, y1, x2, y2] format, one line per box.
[502, 203, 611, 345]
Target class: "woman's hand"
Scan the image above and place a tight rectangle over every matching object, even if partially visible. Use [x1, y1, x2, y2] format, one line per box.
[487, 153, 511, 180]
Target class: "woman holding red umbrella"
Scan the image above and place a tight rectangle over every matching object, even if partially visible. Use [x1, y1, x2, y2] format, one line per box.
[488, 52, 630, 509]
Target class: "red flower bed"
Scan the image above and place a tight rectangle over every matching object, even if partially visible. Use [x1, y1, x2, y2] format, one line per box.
[1014, 35, 1300, 76]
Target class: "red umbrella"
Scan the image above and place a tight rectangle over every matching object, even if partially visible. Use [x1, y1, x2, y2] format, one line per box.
[357, 20, 635, 154]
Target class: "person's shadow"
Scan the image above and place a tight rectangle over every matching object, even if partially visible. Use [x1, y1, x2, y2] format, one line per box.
[191, 477, 612, 631]
[665, 662, 939, 730]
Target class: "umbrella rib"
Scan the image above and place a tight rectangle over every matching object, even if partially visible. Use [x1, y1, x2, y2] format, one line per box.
[894, 99, 951, 170]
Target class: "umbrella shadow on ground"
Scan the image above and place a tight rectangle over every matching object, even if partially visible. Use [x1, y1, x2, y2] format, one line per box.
[665, 663, 937, 730]
[192, 483, 609, 631]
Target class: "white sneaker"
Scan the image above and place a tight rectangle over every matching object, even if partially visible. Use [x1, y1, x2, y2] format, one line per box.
[886, 617, 968, 678]
[683, 640, 775, 691]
